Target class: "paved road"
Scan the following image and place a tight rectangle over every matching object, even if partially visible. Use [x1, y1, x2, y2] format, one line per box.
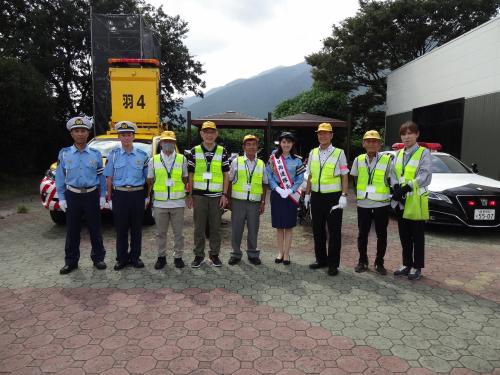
[0, 194, 499, 374]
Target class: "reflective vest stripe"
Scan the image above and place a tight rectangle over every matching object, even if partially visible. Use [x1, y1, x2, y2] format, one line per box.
[356, 154, 391, 202]
[394, 146, 429, 220]
[310, 147, 342, 193]
[193, 145, 224, 192]
[394, 147, 424, 183]
[152, 153, 185, 200]
[231, 157, 264, 202]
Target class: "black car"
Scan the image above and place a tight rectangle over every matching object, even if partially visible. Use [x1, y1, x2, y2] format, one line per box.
[425, 152, 499, 227]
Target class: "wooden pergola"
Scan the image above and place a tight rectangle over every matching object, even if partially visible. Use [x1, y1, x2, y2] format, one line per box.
[187, 111, 350, 159]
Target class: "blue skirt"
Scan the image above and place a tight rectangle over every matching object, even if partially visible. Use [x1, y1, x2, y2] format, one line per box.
[270, 190, 298, 229]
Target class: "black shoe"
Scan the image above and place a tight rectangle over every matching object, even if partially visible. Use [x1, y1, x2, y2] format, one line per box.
[375, 264, 387, 275]
[354, 263, 368, 273]
[283, 258, 291, 266]
[209, 254, 222, 267]
[309, 262, 328, 270]
[275, 257, 283, 264]
[93, 261, 107, 270]
[60, 264, 78, 275]
[394, 265, 411, 276]
[248, 257, 262, 265]
[328, 267, 339, 276]
[114, 261, 128, 271]
[154, 257, 166, 270]
[131, 259, 145, 268]
[174, 258, 185, 269]
[228, 257, 241, 265]
[408, 268, 422, 280]
[191, 256, 205, 268]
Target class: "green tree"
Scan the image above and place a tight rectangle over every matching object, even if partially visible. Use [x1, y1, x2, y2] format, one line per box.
[0, 0, 204, 124]
[273, 86, 349, 154]
[274, 86, 348, 119]
[0, 58, 61, 174]
[307, 0, 500, 130]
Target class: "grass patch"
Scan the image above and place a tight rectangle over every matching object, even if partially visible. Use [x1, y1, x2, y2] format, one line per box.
[17, 205, 29, 214]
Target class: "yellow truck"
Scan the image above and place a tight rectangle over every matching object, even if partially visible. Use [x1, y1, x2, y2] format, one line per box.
[40, 58, 164, 224]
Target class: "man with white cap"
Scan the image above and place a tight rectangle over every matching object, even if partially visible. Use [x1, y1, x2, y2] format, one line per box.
[304, 122, 349, 276]
[146, 130, 188, 270]
[104, 121, 149, 270]
[55, 116, 107, 274]
[350, 130, 392, 275]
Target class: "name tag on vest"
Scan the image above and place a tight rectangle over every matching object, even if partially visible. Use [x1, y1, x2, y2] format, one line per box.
[165, 179, 174, 187]
[366, 185, 376, 193]
[242, 183, 251, 191]
[399, 177, 405, 184]
[203, 172, 212, 179]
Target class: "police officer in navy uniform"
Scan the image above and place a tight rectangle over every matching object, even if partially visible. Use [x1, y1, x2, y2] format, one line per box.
[104, 121, 149, 270]
[55, 116, 107, 274]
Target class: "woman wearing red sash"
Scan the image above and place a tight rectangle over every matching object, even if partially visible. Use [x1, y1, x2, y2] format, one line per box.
[265, 132, 305, 265]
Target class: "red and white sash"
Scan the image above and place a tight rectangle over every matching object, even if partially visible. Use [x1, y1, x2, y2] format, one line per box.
[271, 154, 301, 205]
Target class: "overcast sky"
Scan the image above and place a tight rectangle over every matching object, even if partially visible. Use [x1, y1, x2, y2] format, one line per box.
[149, 0, 360, 92]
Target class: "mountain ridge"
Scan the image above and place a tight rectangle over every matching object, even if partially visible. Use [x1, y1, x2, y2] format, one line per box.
[181, 61, 313, 119]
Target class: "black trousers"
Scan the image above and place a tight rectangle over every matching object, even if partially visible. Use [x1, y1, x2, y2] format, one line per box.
[357, 206, 388, 266]
[311, 191, 342, 268]
[64, 189, 106, 266]
[396, 208, 425, 269]
[112, 189, 145, 263]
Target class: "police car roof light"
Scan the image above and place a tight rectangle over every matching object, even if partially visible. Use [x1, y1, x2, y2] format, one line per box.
[391, 142, 442, 152]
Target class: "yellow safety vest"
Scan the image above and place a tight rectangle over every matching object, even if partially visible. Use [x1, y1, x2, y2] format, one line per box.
[231, 157, 264, 202]
[152, 153, 185, 200]
[193, 145, 223, 192]
[356, 153, 391, 202]
[394, 146, 429, 220]
[310, 147, 342, 193]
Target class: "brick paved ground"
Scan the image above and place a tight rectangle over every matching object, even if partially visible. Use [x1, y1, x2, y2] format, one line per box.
[0, 193, 499, 374]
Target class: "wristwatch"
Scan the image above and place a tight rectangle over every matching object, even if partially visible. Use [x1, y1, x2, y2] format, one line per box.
[341, 192, 348, 197]
[222, 192, 228, 197]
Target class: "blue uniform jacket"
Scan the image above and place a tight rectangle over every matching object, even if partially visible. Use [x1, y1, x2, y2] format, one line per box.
[55, 145, 106, 201]
[103, 147, 149, 187]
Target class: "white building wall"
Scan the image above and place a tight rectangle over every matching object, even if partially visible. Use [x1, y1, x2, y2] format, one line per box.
[386, 17, 500, 116]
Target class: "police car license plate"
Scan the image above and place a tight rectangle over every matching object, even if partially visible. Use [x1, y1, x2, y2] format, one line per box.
[474, 209, 495, 220]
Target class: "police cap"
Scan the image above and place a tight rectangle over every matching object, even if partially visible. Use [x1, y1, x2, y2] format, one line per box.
[115, 121, 137, 133]
[66, 116, 92, 131]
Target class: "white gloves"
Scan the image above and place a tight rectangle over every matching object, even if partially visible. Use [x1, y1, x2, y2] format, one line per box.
[59, 200, 67, 212]
[304, 194, 311, 208]
[275, 186, 288, 199]
[285, 188, 293, 197]
[338, 195, 347, 209]
[99, 197, 106, 209]
[145, 197, 150, 209]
